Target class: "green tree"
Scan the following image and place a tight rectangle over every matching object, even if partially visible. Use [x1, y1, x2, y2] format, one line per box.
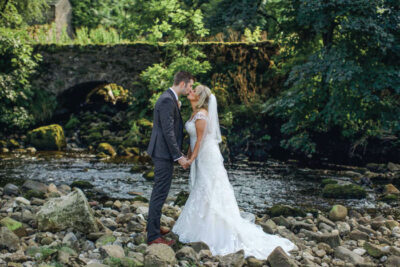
[0, 0, 49, 28]
[0, 28, 42, 131]
[137, 0, 211, 104]
[264, 0, 400, 156]
[199, 0, 267, 35]
[69, 0, 104, 30]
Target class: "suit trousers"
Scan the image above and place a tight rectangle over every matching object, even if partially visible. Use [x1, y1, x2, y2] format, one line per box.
[146, 157, 174, 242]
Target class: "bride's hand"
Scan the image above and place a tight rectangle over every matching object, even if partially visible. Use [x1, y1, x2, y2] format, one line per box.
[186, 158, 194, 168]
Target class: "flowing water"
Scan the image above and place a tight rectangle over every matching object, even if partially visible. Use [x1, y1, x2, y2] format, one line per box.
[0, 151, 379, 214]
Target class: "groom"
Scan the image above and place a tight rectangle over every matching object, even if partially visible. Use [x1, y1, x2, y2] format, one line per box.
[146, 71, 194, 245]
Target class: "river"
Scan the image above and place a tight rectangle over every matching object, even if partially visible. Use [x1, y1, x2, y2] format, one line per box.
[0, 151, 379, 215]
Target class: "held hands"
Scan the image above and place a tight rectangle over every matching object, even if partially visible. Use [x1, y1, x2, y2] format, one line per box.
[178, 156, 192, 170]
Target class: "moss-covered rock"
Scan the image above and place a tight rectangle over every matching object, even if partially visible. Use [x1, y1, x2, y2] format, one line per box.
[267, 204, 306, 218]
[0, 140, 7, 148]
[379, 194, 398, 202]
[7, 139, 20, 149]
[132, 196, 149, 203]
[174, 191, 189, 207]
[70, 180, 94, 189]
[86, 132, 103, 144]
[97, 142, 116, 157]
[58, 246, 77, 256]
[321, 179, 338, 186]
[96, 152, 109, 158]
[0, 217, 26, 237]
[27, 124, 66, 151]
[36, 188, 99, 234]
[142, 170, 154, 181]
[322, 184, 366, 199]
[96, 234, 116, 248]
[130, 165, 147, 173]
[329, 205, 348, 221]
[26, 246, 58, 261]
[23, 189, 46, 199]
[128, 147, 140, 155]
[64, 116, 81, 130]
[364, 242, 387, 258]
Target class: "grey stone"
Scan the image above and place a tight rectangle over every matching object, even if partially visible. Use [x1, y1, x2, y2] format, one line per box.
[300, 229, 341, 248]
[3, 184, 19, 196]
[218, 249, 245, 267]
[334, 246, 365, 265]
[0, 227, 20, 251]
[259, 219, 277, 234]
[188, 241, 210, 253]
[386, 255, 400, 267]
[246, 256, 265, 267]
[176, 246, 198, 262]
[267, 246, 297, 267]
[329, 205, 347, 222]
[144, 243, 177, 267]
[349, 229, 370, 241]
[36, 188, 99, 233]
[100, 244, 125, 258]
[62, 232, 78, 249]
[22, 180, 48, 194]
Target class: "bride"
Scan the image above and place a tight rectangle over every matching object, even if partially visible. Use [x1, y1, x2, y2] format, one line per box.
[172, 85, 296, 259]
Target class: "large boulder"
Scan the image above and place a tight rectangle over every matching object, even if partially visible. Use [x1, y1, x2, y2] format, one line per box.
[144, 243, 177, 267]
[27, 124, 66, 151]
[329, 205, 348, 221]
[97, 143, 116, 157]
[0, 227, 20, 252]
[36, 188, 99, 233]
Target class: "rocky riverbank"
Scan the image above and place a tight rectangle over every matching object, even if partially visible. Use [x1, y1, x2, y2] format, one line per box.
[1, 180, 400, 267]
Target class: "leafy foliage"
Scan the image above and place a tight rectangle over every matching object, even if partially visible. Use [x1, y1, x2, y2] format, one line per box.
[0, 0, 49, 28]
[137, 0, 211, 111]
[0, 28, 43, 131]
[188, 0, 267, 35]
[264, 0, 400, 156]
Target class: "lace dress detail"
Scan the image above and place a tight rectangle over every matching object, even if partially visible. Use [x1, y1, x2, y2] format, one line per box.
[172, 111, 296, 259]
[191, 112, 208, 122]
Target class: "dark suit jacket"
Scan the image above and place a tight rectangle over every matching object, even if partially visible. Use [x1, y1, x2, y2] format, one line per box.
[147, 89, 184, 161]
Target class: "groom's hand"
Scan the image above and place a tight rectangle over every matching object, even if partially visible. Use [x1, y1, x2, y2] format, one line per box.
[178, 157, 189, 170]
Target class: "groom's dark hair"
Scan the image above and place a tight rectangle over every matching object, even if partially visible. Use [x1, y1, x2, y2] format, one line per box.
[173, 71, 194, 86]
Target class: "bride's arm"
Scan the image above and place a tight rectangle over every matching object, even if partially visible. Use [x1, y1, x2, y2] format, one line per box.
[187, 146, 192, 159]
[188, 118, 207, 164]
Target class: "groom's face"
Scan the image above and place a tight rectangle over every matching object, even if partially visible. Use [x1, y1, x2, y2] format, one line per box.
[181, 79, 194, 96]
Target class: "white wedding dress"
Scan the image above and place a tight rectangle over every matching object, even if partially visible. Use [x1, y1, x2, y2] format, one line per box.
[172, 95, 296, 259]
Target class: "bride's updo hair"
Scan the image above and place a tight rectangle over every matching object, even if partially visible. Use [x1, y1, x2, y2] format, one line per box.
[195, 85, 212, 110]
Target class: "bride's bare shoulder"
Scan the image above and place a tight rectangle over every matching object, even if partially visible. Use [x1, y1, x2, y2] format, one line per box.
[199, 108, 208, 116]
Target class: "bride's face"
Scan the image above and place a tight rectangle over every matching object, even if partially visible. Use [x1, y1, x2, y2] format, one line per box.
[187, 87, 199, 102]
